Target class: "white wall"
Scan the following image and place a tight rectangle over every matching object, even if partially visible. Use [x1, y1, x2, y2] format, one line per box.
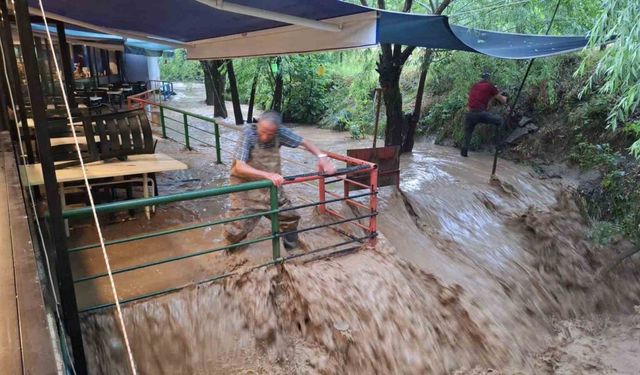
[147, 56, 160, 81]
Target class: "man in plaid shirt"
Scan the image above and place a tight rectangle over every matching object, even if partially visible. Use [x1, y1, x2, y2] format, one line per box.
[223, 111, 335, 250]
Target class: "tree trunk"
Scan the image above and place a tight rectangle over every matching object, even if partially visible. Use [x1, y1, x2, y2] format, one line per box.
[272, 57, 283, 113]
[374, 0, 452, 152]
[377, 46, 406, 147]
[247, 69, 259, 122]
[226, 60, 244, 125]
[402, 50, 433, 152]
[201, 61, 214, 106]
[204, 60, 227, 118]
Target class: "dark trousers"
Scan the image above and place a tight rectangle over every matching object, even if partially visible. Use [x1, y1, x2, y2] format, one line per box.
[462, 111, 504, 151]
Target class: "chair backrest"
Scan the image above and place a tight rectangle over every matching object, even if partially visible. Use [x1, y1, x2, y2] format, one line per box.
[85, 109, 154, 161]
[47, 117, 99, 169]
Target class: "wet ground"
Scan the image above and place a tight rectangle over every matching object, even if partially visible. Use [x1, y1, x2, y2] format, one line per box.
[74, 85, 640, 374]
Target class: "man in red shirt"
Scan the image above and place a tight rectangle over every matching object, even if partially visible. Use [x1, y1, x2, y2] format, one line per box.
[461, 71, 508, 157]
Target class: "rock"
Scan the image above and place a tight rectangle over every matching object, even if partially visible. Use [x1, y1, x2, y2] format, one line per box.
[504, 123, 539, 144]
[519, 116, 533, 127]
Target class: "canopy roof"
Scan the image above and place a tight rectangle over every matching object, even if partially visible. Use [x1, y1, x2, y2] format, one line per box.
[28, 0, 589, 60]
[30, 23, 173, 56]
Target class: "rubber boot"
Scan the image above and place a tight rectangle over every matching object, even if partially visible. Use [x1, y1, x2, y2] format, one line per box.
[283, 232, 299, 250]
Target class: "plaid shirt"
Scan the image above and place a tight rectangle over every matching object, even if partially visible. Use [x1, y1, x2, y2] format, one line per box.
[234, 124, 303, 162]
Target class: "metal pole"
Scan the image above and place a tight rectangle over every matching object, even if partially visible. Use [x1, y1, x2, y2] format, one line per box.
[159, 106, 166, 138]
[318, 178, 326, 214]
[12, 0, 87, 373]
[55, 21, 77, 108]
[214, 121, 221, 164]
[0, 41, 11, 134]
[491, 0, 562, 178]
[0, 5, 34, 164]
[183, 112, 190, 150]
[269, 185, 281, 261]
[372, 88, 382, 150]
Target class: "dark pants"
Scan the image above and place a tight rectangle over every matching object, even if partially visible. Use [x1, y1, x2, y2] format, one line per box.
[462, 111, 504, 152]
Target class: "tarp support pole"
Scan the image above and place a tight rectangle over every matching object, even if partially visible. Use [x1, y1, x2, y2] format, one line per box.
[13, 0, 87, 373]
[491, 0, 563, 178]
[56, 21, 77, 108]
[194, 0, 342, 32]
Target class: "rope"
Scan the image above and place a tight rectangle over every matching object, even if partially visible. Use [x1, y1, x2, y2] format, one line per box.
[37, 2, 138, 374]
[0, 28, 77, 375]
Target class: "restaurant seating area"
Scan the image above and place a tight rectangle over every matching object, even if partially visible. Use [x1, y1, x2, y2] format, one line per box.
[45, 81, 149, 115]
[22, 106, 186, 235]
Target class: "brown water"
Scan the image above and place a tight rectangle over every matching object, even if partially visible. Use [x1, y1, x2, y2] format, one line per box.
[75, 91, 640, 374]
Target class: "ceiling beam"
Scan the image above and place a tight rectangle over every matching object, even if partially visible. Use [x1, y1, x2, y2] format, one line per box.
[28, 7, 189, 48]
[194, 0, 342, 32]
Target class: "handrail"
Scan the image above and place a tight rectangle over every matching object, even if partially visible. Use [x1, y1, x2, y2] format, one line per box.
[62, 179, 273, 219]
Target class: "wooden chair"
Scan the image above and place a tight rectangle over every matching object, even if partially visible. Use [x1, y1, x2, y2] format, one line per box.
[87, 109, 155, 161]
[47, 117, 99, 170]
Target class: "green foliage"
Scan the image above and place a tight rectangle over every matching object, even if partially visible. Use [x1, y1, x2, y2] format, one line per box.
[569, 141, 618, 170]
[160, 49, 203, 82]
[577, 0, 640, 158]
[587, 221, 623, 245]
[589, 166, 640, 245]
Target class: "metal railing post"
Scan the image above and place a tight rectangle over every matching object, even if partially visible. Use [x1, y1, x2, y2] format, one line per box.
[369, 166, 378, 236]
[269, 184, 281, 261]
[318, 178, 327, 214]
[183, 113, 191, 150]
[159, 106, 167, 138]
[214, 121, 222, 164]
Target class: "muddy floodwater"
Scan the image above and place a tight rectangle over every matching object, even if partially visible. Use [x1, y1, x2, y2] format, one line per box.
[73, 91, 640, 374]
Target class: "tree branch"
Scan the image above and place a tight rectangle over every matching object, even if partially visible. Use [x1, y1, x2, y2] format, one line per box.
[402, 0, 413, 12]
[434, 0, 453, 15]
[400, 46, 416, 63]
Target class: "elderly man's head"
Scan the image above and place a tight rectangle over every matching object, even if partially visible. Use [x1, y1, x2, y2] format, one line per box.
[257, 110, 282, 143]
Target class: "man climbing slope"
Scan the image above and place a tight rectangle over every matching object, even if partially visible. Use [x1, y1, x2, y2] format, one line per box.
[223, 110, 336, 250]
[461, 71, 508, 157]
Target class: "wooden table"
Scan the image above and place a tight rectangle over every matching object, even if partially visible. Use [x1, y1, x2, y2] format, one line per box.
[22, 153, 188, 225]
[107, 90, 124, 108]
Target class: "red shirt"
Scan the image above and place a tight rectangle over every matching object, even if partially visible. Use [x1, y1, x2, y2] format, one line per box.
[467, 80, 499, 111]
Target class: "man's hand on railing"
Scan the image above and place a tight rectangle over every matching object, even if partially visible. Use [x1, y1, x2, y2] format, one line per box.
[265, 172, 285, 187]
[317, 156, 336, 175]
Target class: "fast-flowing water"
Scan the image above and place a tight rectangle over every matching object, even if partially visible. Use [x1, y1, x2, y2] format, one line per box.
[75, 95, 640, 374]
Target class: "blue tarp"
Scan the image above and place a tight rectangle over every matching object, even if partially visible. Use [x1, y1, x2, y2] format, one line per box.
[29, 0, 590, 60]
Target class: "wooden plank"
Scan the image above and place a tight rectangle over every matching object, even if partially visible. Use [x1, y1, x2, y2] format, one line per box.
[22, 152, 188, 186]
[2, 132, 59, 374]
[0, 136, 23, 375]
[49, 135, 99, 147]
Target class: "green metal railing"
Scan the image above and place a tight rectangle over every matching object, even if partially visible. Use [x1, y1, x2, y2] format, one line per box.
[64, 179, 280, 260]
[65, 178, 377, 313]
[128, 92, 223, 163]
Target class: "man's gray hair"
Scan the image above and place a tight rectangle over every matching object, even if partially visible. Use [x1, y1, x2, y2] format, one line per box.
[259, 110, 282, 127]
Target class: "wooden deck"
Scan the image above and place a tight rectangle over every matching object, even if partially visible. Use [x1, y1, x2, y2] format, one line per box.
[0, 131, 60, 374]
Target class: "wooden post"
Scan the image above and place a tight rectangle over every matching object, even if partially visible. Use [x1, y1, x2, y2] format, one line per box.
[0, 5, 34, 163]
[55, 21, 77, 108]
[12, 0, 87, 372]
